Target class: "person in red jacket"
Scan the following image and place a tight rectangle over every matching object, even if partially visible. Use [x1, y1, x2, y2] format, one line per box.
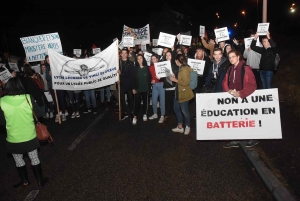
[222, 49, 258, 148]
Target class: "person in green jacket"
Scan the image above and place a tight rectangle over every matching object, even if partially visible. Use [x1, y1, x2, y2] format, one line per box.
[0, 77, 48, 187]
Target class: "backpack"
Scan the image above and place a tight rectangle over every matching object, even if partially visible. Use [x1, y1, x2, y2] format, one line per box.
[189, 70, 198, 90]
[274, 53, 280, 70]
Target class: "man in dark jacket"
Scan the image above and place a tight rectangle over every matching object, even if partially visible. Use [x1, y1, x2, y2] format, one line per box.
[250, 31, 276, 89]
[117, 48, 135, 120]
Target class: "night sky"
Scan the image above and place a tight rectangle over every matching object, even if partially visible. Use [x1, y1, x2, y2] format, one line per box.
[1, 0, 298, 58]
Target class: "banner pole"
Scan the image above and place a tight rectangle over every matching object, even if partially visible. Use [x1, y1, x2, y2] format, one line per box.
[117, 41, 121, 121]
[54, 90, 61, 124]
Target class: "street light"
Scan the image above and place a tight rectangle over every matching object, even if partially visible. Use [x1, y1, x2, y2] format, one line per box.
[234, 23, 238, 27]
[290, 3, 296, 12]
[242, 11, 245, 18]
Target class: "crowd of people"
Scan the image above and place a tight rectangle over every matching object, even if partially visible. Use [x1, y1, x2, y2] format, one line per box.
[0, 30, 278, 188]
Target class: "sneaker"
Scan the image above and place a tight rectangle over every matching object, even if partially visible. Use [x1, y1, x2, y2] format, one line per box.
[61, 114, 67, 121]
[65, 111, 69, 116]
[245, 140, 259, 148]
[76, 112, 80, 118]
[55, 114, 59, 122]
[149, 114, 158, 120]
[172, 126, 184, 133]
[50, 112, 54, 118]
[121, 113, 128, 120]
[46, 113, 49, 119]
[143, 114, 147, 121]
[93, 108, 98, 114]
[158, 116, 164, 123]
[149, 99, 152, 105]
[132, 117, 137, 125]
[83, 109, 91, 114]
[184, 126, 190, 135]
[223, 141, 240, 148]
[71, 113, 76, 118]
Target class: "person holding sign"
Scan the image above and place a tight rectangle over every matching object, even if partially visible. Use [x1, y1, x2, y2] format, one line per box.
[169, 54, 194, 135]
[131, 54, 152, 125]
[250, 31, 277, 89]
[222, 49, 258, 148]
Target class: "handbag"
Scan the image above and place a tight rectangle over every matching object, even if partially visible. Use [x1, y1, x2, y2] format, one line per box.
[25, 95, 53, 144]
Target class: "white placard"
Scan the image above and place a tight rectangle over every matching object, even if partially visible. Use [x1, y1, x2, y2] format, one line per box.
[144, 52, 152, 66]
[122, 37, 134, 47]
[257, 23, 269, 35]
[177, 33, 181, 41]
[9, 63, 19, 72]
[141, 44, 147, 52]
[154, 60, 173, 78]
[214, 27, 230, 42]
[180, 35, 192, 46]
[118, 41, 124, 50]
[0, 66, 13, 83]
[196, 89, 282, 140]
[188, 59, 206, 75]
[244, 37, 261, 49]
[20, 32, 63, 62]
[93, 48, 101, 55]
[73, 49, 81, 58]
[31, 65, 41, 74]
[199, 25, 205, 37]
[152, 39, 158, 46]
[152, 48, 163, 56]
[44, 92, 53, 102]
[157, 32, 176, 48]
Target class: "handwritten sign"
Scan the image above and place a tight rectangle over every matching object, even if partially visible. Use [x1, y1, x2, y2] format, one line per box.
[9, 63, 19, 72]
[214, 27, 230, 42]
[199, 25, 205, 37]
[152, 39, 158, 47]
[0, 66, 13, 83]
[144, 52, 152, 66]
[20, 32, 63, 62]
[154, 60, 173, 79]
[73, 49, 81, 58]
[180, 35, 192, 46]
[257, 23, 269, 35]
[157, 32, 176, 48]
[122, 37, 134, 47]
[244, 37, 261, 49]
[188, 59, 206, 75]
[196, 89, 282, 140]
[93, 48, 101, 55]
[122, 24, 150, 45]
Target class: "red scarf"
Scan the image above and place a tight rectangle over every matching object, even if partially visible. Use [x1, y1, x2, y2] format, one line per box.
[32, 78, 42, 90]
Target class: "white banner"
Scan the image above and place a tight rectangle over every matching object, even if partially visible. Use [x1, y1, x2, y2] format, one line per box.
[48, 41, 119, 90]
[152, 48, 163, 56]
[122, 36, 134, 47]
[180, 35, 192, 46]
[122, 24, 150, 45]
[73, 49, 81, 58]
[93, 48, 101, 55]
[0, 66, 12, 83]
[257, 23, 269, 35]
[196, 89, 282, 140]
[157, 32, 176, 48]
[214, 27, 230, 42]
[152, 39, 158, 46]
[9, 63, 19, 72]
[154, 60, 173, 78]
[20, 32, 63, 62]
[187, 59, 205, 75]
[144, 52, 152, 66]
[199, 25, 205, 37]
[244, 37, 261, 49]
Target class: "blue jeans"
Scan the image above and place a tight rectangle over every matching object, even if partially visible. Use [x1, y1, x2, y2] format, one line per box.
[260, 70, 273, 89]
[100, 86, 111, 102]
[173, 99, 190, 126]
[83, 90, 97, 109]
[151, 82, 165, 115]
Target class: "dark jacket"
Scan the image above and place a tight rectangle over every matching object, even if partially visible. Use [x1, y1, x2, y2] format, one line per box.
[119, 59, 135, 91]
[197, 55, 212, 87]
[132, 65, 152, 92]
[250, 38, 277, 71]
[205, 57, 230, 92]
[23, 76, 47, 107]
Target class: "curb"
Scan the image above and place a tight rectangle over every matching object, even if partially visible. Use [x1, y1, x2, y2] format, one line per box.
[239, 142, 296, 201]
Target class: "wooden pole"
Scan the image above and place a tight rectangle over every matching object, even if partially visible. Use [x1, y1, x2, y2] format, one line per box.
[117, 41, 121, 121]
[54, 90, 61, 124]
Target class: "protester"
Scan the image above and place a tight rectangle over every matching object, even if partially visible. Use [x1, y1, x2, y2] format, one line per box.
[201, 36, 215, 60]
[222, 49, 258, 148]
[0, 77, 48, 187]
[194, 47, 212, 91]
[40, 63, 54, 119]
[169, 54, 194, 135]
[99, 85, 111, 105]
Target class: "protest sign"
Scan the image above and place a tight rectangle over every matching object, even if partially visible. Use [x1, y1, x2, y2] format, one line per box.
[154, 60, 173, 79]
[93, 48, 101, 55]
[73, 49, 81, 58]
[48, 40, 118, 90]
[180, 35, 192, 46]
[187, 59, 206, 75]
[122, 24, 150, 45]
[199, 26, 205, 37]
[144, 52, 152, 66]
[122, 37, 134, 47]
[152, 39, 158, 46]
[44, 92, 53, 102]
[152, 48, 163, 56]
[214, 27, 230, 42]
[9, 63, 19, 72]
[141, 43, 147, 52]
[244, 37, 261, 49]
[196, 89, 282, 140]
[0, 66, 13, 83]
[257, 23, 269, 35]
[118, 41, 124, 50]
[31, 65, 41, 74]
[20, 32, 63, 62]
[157, 32, 176, 48]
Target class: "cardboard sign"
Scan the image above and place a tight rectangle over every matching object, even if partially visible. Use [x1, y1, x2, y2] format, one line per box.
[73, 49, 81, 58]
[122, 37, 134, 47]
[180, 35, 192, 46]
[199, 26, 205, 37]
[214, 27, 230, 42]
[152, 39, 158, 47]
[93, 48, 101, 55]
[244, 37, 261, 49]
[257, 23, 269, 35]
[196, 89, 282, 140]
[157, 32, 176, 48]
[9, 63, 19, 72]
[154, 60, 173, 78]
[187, 59, 206, 75]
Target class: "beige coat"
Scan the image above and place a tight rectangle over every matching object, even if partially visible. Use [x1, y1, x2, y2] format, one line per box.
[177, 65, 194, 103]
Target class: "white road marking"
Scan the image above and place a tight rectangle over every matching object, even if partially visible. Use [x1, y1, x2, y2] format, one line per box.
[24, 190, 39, 201]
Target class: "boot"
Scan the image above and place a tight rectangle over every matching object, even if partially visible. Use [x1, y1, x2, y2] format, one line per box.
[13, 166, 30, 188]
[32, 164, 48, 186]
